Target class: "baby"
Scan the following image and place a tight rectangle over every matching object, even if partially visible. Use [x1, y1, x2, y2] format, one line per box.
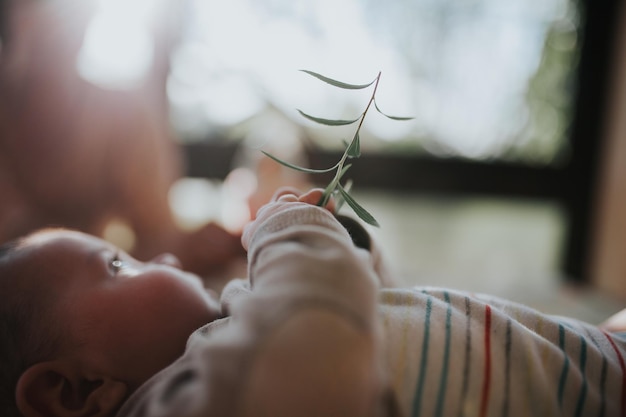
[1, 188, 625, 417]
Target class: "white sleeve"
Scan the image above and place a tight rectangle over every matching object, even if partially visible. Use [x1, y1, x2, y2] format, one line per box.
[116, 202, 391, 417]
[239, 201, 381, 325]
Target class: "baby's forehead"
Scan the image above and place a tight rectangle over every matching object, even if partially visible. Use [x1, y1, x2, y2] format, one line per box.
[26, 229, 85, 245]
[0, 231, 78, 292]
[13, 230, 113, 289]
[22, 229, 113, 260]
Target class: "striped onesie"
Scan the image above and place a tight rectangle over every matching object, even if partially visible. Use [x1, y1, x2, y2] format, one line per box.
[116, 201, 625, 417]
[379, 287, 626, 417]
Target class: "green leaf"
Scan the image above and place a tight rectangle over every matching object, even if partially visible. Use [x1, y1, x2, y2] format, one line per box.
[374, 99, 414, 121]
[317, 164, 352, 207]
[335, 180, 353, 211]
[318, 183, 335, 207]
[262, 151, 339, 173]
[346, 132, 361, 158]
[297, 109, 360, 126]
[300, 69, 376, 90]
[338, 185, 379, 227]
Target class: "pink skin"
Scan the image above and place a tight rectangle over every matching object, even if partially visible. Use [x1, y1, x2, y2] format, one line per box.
[19, 229, 222, 390]
[271, 187, 336, 211]
[15, 189, 328, 391]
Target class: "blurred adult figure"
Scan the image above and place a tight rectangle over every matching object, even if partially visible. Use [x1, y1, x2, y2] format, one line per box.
[0, 0, 244, 278]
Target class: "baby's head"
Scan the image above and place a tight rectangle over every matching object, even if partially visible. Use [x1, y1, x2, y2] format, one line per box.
[0, 228, 222, 417]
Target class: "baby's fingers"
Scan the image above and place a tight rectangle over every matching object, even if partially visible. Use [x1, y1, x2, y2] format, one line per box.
[298, 189, 336, 213]
[271, 186, 302, 202]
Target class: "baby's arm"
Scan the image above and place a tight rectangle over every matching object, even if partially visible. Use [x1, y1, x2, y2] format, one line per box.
[235, 189, 386, 416]
[116, 189, 389, 417]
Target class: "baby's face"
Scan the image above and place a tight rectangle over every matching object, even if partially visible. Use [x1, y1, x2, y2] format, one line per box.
[21, 229, 222, 389]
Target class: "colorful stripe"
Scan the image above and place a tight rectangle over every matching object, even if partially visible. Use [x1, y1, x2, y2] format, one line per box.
[434, 292, 452, 417]
[583, 327, 608, 417]
[411, 295, 433, 417]
[458, 296, 472, 417]
[501, 318, 512, 417]
[557, 324, 570, 407]
[603, 331, 626, 417]
[574, 336, 588, 417]
[529, 314, 549, 417]
[479, 304, 492, 417]
[598, 347, 608, 417]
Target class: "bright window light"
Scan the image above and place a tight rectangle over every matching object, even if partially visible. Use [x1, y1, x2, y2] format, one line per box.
[168, 0, 579, 163]
[76, 0, 157, 90]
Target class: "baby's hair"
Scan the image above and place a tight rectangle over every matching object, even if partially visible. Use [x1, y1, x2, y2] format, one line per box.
[0, 232, 65, 417]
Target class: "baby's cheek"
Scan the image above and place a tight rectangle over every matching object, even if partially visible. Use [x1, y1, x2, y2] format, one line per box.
[156, 274, 219, 323]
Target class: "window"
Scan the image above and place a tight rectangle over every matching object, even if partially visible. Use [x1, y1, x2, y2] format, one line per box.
[170, 0, 579, 164]
[170, 0, 620, 282]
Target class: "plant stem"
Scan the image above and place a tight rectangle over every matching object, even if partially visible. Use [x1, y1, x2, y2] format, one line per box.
[318, 71, 382, 207]
[354, 71, 382, 138]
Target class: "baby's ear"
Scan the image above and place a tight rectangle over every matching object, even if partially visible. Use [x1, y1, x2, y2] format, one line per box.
[15, 361, 128, 417]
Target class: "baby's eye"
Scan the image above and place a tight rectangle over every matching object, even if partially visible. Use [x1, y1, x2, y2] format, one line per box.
[109, 252, 127, 274]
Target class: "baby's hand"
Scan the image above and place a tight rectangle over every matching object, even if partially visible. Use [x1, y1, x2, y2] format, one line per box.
[271, 187, 336, 212]
[242, 187, 336, 251]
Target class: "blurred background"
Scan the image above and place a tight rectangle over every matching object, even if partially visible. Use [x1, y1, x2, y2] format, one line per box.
[0, 0, 624, 322]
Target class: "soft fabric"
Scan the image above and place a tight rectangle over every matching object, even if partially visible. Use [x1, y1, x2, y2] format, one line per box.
[115, 202, 626, 417]
[379, 287, 626, 417]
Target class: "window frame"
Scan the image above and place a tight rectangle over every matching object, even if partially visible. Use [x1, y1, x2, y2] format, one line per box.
[182, 0, 623, 282]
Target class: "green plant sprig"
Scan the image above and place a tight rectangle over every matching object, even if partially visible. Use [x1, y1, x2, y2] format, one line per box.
[262, 70, 413, 227]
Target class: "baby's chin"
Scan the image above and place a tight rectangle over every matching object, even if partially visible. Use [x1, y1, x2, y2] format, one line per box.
[177, 270, 222, 317]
